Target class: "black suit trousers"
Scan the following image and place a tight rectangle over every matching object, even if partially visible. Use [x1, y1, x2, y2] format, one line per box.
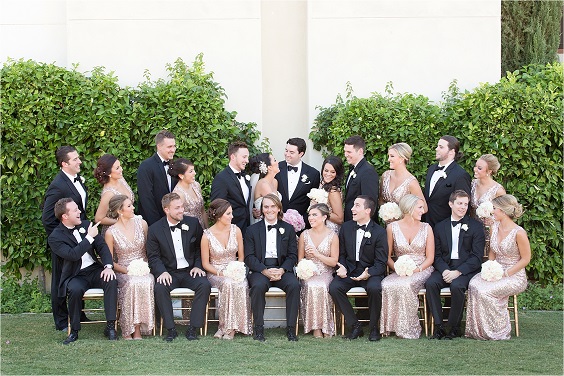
[154, 269, 211, 330]
[425, 270, 475, 328]
[50, 247, 68, 330]
[247, 271, 300, 327]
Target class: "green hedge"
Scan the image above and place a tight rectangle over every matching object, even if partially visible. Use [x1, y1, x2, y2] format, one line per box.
[310, 64, 564, 285]
[1, 55, 264, 276]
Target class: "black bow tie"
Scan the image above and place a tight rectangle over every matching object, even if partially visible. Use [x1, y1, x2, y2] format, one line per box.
[163, 160, 170, 166]
[71, 225, 82, 232]
[267, 224, 278, 232]
[287, 165, 298, 173]
[451, 220, 463, 227]
[434, 165, 445, 172]
[356, 224, 367, 231]
[73, 176, 81, 183]
[170, 223, 182, 232]
[234, 171, 244, 179]
[349, 165, 356, 172]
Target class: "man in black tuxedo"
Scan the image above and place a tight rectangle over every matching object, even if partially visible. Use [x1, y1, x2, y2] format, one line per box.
[244, 193, 300, 342]
[48, 198, 117, 345]
[329, 195, 388, 341]
[41, 145, 89, 331]
[275, 137, 320, 227]
[210, 141, 251, 234]
[146, 193, 211, 342]
[343, 135, 380, 222]
[137, 130, 178, 226]
[425, 190, 484, 339]
[423, 135, 471, 228]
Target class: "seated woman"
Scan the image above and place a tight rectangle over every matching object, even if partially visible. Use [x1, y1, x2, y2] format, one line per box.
[105, 195, 154, 339]
[465, 194, 530, 340]
[311, 156, 344, 234]
[201, 199, 252, 339]
[380, 194, 434, 339]
[298, 203, 338, 338]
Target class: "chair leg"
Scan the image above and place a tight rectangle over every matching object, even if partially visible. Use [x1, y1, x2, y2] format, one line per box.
[513, 295, 519, 337]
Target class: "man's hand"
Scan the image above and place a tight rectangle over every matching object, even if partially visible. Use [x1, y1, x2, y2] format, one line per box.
[252, 208, 262, 219]
[351, 267, 370, 281]
[189, 267, 206, 277]
[443, 270, 462, 283]
[262, 268, 284, 281]
[100, 267, 116, 282]
[336, 263, 347, 278]
[157, 272, 173, 286]
[87, 221, 101, 238]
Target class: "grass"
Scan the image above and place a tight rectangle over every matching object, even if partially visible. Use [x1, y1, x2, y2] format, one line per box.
[1, 311, 562, 375]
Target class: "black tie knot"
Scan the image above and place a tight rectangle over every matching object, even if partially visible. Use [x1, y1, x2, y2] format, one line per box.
[234, 171, 243, 179]
[349, 165, 355, 172]
[356, 224, 367, 231]
[163, 160, 170, 166]
[73, 176, 81, 183]
[287, 165, 298, 173]
[170, 223, 182, 232]
[451, 220, 462, 227]
[267, 224, 278, 232]
[434, 165, 445, 172]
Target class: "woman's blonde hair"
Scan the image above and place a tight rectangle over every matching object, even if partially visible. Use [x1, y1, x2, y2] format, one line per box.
[479, 154, 501, 175]
[398, 194, 421, 216]
[492, 194, 523, 219]
[389, 142, 413, 164]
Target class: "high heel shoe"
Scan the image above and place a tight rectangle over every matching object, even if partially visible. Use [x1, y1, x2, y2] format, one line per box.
[213, 329, 224, 339]
[313, 329, 323, 339]
[222, 330, 235, 340]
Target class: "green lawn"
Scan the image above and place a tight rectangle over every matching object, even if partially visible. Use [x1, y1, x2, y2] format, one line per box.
[1, 311, 562, 375]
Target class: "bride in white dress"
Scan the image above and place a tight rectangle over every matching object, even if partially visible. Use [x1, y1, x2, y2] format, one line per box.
[249, 153, 281, 224]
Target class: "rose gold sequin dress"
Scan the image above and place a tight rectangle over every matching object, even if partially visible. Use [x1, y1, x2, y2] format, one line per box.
[381, 170, 416, 204]
[100, 178, 134, 236]
[205, 225, 252, 335]
[299, 229, 336, 336]
[173, 181, 206, 228]
[380, 221, 433, 339]
[322, 184, 341, 234]
[465, 223, 527, 340]
[107, 216, 155, 336]
[470, 179, 503, 256]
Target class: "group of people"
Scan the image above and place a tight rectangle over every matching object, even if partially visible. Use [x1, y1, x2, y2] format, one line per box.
[41, 130, 530, 345]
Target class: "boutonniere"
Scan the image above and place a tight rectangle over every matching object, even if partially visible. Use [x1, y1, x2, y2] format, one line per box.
[364, 231, 371, 239]
[245, 175, 250, 181]
[301, 174, 309, 184]
[461, 224, 468, 231]
[438, 171, 447, 180]
[79, 176, 85, 184]
[279, 227, 285, 235]
[78, 227, 86, 234]
[181, 224, 189, 231]
[350, 171, 357, 179]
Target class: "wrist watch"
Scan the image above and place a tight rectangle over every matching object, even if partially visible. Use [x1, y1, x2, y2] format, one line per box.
[104, 264, 113, 269]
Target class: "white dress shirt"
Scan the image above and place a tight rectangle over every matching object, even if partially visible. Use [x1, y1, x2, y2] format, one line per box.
[450, 216, 461, 260]
[157, 153, 172, 192]
[62, 170, 87, 210]
[429, 160, 453, 195]
[287, 161, 302, 199]
[229, 166, 249, 203]
[168, 220, 189, 269]
[69, 227, 95, 270]
[355, 220, 370, 262]
[264, 221, 278, 259]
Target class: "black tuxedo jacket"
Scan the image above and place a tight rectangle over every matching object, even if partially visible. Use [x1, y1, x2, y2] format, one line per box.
[338, 220, 388, 278]
[48, 220, 112, 297]
[146, 215, 203, 278]
[42, 171, 88, 236]
[276, 161, 320, 221]
[433, 216, 484, 276]
[244, 220, 298, 273]
[137, 153, 178, 226]
[210, 167, 251, 233]
[423, 161, 471, 227]
[344, 158, 380, 222]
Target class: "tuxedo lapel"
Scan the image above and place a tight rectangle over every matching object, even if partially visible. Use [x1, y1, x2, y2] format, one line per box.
[161, 221, 176, 257]
[259, 221, 267, 260]
[457, 216, 469, 250]
[445, 221, 453, 258]
[278, 162, 290, 199]
[358, 221, 373, 256]
[424, 165, 435, 197]
[227, 168, 246, 204]
[61, 173, 84, 210]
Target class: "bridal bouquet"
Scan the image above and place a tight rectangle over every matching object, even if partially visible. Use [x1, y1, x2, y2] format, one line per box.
[307, 188, 329, 204]
[394, 255, 417, 277]
[296, 259, 318, 280]
[476, 201, 494, 219]
[127, 259, 150, 276]
[481, 260, 504, 282]
[378, 202, 402, 222]
[223, 261, 246, 282]
[283, 209, 306, 232]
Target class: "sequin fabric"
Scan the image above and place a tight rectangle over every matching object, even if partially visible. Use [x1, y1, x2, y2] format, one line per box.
[173, 181, 206, 228]
[100, 178, 134, 236]
[107, 215, 154, 336]
[205, 224, 252, 335]
[470, 179, 503, 256]
[465, 222, 527, 340]
[380, 221, 433, 339]
[321, 184, 342, 234]
[381, 170, 416, 204]
[299, 229, 336, 336]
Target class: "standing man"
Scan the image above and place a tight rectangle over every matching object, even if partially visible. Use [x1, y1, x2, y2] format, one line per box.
[244, 193, 300, 342]
[423, 135, 471, 228]
[425, 190, 484, 339]
[48, 198, 117, 344]
[146, 193, 211, 341]
[276, 137, 320, 227]
[210, 141, 251, 234]
[137, 130, 178, 226]
[329, 195, 388, 341]
[343, 135, 379, 222]
[41, 145, 88, 331]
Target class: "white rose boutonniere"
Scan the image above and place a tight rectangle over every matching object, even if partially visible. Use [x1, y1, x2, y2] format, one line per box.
[364, 231, 371, 239]
[301, 174, 309, 184]
[79, 176, 85, 184]
[279, 227, 285, 235]
[461, 224, 468, 231]
[245, 175, 250, 181]
[438, 171, 447, 180]
[78, 227, 86, 234]
[350, 171, 357, 179]
[181, 224, 189, 231]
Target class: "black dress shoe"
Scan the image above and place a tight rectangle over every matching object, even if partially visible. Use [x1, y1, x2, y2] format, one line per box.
[185, 325, 199, 340]
[345, 322, 364, 340]
[429, 325, 446, 340]
[63, 331, 78, 345]
[369, 326, 381, 341]
[287, 326, 298, 341]
[164, 328, 178, 342]
[445, 326, 461, 340]
[104, 327, 117, 340]
[253, 325, 266, 342]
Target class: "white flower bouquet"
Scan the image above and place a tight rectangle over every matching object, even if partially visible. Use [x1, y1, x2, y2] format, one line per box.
[223, 261, 247, 282]
[394, 255, 417, 277]
[296, 259, 318, 280]
[378, 202, 402, 222]
[127, 259, 150, 276]
[307, 188, 329, 204]
[481, 260, 504, 282]
[476, 201, 494, 219]
[283, 209, 306, 232]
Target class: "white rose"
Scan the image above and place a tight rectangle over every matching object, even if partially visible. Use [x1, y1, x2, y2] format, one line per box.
[245, 175, 250, 181]
[279, 227, 285, 235]
[181, 224, 189, 231]
[78, 227, 86, 234]
[461, 224, 468, 231]
[364, 231, 371, 239]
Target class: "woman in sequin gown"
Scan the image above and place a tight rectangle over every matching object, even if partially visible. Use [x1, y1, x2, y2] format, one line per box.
[310, 156, 344, 234]
[470, 154, 506, 257]
[105, 195, 154, 339]
[249, 153, 281, 224]
[379, 143, 427, 224]
[466, 194, 530, 340]
[169, 158, 208, 228]
[93, 154, 135, 236]
[380, 194, 434, 339]
[201, 199, 252, 339]
[298, 203, 338, 338]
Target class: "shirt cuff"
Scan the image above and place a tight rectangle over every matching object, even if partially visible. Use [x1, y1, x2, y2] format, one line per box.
[85, 235, 94, 244]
